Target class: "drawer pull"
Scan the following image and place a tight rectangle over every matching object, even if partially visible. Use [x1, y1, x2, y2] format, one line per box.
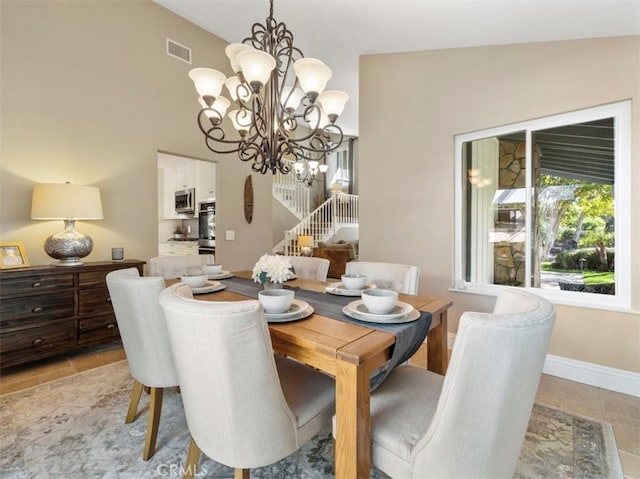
[32, 307, 44, 313]
[31, 282, 42, 288]
[107, 323, 116, 329]
[106, 297, 112, 303]
[32, 338, 44, 346]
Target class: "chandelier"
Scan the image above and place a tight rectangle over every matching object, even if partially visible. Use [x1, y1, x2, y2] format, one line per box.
[188, 0, 349, 176]
[292, 158, 328, 186]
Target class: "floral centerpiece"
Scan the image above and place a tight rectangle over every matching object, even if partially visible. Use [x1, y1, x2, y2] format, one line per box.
[252, 254, 296, 287]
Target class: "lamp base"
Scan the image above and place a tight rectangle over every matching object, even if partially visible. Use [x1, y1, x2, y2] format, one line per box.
[50, 258, 85, 267]
[44, 219, 93, 266]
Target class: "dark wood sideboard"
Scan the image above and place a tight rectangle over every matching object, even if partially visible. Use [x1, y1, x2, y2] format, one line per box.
[0, 259, 145, 369]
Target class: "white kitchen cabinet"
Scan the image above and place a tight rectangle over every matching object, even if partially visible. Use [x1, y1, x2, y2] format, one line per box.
[160, 168, 178, 220]
[158, 241, 198, 256]
[196, 161, 216, 204]
[175, 161, 196, 190]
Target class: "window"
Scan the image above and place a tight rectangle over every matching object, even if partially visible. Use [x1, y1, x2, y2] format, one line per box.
[454, 101, 631, 310]
[326, 147, 351, 193]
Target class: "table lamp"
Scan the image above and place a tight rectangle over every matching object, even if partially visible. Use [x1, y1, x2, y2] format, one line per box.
[31, 183, 103, 266]
[298, 235, 314, 257]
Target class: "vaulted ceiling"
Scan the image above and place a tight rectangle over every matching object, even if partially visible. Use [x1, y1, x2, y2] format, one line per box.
[154, 0, 640, 137]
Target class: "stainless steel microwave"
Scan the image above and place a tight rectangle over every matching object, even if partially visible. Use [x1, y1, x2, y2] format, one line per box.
[175, 188, 195, 214]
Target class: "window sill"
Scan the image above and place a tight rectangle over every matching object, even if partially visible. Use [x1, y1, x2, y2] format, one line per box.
[449, 282, 632, 312]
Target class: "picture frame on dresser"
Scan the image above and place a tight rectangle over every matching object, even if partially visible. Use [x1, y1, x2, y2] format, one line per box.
[0, 242, 29, 269]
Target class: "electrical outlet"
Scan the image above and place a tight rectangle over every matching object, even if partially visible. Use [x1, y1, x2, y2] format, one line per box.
[225, 230, 235, 241]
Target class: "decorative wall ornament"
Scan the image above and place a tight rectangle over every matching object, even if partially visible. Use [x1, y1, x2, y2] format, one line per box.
[244, 175, 254, 224]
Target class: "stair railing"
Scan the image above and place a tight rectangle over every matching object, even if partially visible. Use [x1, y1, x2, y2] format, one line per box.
[280, 192, 359, 256]
[273, 160, 311, 219]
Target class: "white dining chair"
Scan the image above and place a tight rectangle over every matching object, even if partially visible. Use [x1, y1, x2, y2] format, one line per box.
[351, 288, 555, 478]
[148, 254, 215, 279]
[345, 261, 420, 294]
[105, 267, 179, 460]
[159, 283, 336, 479]
[285, 256, 330, 282]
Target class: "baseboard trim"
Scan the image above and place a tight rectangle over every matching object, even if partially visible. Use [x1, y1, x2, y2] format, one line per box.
[446, 333, 640, 397]
[543, 354, 640, 397]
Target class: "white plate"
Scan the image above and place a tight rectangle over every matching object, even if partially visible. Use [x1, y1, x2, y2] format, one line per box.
[265, 299, 314, 322]
[325, 282, 377, 296]
[346, 300, 415, 321]
[190, 281, 226, 295]
[207, 271, 234, 280]
[342, 303, 420, 324]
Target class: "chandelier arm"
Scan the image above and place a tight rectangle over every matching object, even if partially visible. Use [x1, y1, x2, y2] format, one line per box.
[198, 111, 268, 160]
[196, 113, 247, 155]
[294, 130, 344, 156]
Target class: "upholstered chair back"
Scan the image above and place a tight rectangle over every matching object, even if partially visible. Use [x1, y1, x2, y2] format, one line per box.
[105, 267, 178, 387]
[159, 283, 305, 468]
[285, 256, 330, 282]
[409, 288, 555, 478]
[148, 254, 215, 279]
[346, 261, 420, 294]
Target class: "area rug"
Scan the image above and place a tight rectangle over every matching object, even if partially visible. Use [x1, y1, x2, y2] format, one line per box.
[0, 360, 622, 478]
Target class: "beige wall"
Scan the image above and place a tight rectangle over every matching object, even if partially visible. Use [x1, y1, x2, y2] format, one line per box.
[359, 36, 640, 373]
[0, 1, 273, 272]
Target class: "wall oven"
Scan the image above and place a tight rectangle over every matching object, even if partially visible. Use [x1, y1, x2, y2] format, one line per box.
[198, 201, 216, 255]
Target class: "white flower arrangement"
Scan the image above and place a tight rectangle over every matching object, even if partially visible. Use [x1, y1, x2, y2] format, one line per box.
[252, 254, 296, 285]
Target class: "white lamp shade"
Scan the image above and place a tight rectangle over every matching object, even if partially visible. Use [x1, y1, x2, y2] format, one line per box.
[189, 68, 227, 99]
[224, 76, 251, 102]
[199, 96, 231, 120]
[31, 183, 103, 220]
[293, 58, 332, 95]
[319, 164, 329, 173]
[281, 86, 304, 111]
[236, 49, 276, 86]
[297, 235, 313, 247]
[318, 90, 349, 117]
[308, 160, 319, 172]
[212, 96, 231, 118]
[293, 161, 305, 173]
[228, 109, 253, 131]
[225, 43, 252, 73]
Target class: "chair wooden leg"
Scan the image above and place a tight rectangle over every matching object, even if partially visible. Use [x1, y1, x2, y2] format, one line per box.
[234, 468, 250, 479]
[183, 436, 201, 479]
[125, 380, 144, 423]
[142, 387, 164, 461]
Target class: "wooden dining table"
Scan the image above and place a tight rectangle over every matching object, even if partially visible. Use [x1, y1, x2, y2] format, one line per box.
[195, 271, 453, 479]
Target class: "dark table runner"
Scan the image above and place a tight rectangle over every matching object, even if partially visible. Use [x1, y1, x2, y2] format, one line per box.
[221, 276, 432, 390]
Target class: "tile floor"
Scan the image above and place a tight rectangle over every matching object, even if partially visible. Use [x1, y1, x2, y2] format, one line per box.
[1, 343, 639, 478]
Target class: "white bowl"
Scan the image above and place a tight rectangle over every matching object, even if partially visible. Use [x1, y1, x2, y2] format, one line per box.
[180, 273, 208, 288]
[341, 274, 367, 290]
[258, 289, 294, 314]
[361, 289, 398, 315]
[202, 264, 223, 275]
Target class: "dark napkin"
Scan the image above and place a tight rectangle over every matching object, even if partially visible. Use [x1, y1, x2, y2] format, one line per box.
[221, 276, 432, 390]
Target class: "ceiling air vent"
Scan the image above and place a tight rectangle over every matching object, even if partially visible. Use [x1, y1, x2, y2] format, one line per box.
[166, 38, 191, 64]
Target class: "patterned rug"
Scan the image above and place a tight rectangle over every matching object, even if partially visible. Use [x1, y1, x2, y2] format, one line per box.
[0, 360, 622, 478]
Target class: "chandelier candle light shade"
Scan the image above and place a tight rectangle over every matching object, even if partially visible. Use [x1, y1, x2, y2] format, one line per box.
[293, 159, 328, 186]
[31, 183, 103, 266]
[188, 0, 349, 176]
